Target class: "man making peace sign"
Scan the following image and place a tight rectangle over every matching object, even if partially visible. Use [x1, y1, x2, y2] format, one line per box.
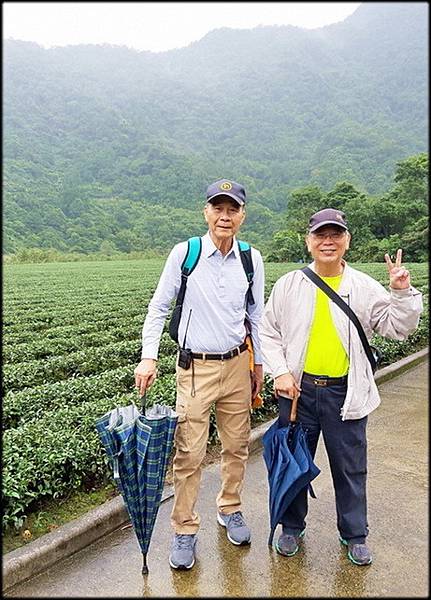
[260, 208, 423, 566]
[384, 248, 411, 289]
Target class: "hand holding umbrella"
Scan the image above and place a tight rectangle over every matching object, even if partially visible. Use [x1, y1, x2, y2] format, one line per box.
[134, 358, 157, 396]
[274, 372, 301, 403]
[245, 335, 264, 409]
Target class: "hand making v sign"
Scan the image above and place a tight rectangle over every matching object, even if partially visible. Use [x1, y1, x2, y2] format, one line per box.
[384, 248, 410, 290]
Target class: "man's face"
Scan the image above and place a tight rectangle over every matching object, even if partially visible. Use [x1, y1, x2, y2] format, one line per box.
[204, 196, 245, 242]
[306, 225, 350, 266]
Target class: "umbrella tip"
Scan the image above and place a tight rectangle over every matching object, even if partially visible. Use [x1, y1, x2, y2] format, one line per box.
[142, 553, 149, 575]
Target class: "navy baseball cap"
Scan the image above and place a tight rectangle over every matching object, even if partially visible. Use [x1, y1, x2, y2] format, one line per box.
[308, 208, 348, 232]
[206, 179, 246, 206]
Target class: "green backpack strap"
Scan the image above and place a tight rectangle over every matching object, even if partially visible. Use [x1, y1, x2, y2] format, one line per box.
[168, 237, 202, 343]
[238, 240, 255, 307]
[181, 236, 202, 276]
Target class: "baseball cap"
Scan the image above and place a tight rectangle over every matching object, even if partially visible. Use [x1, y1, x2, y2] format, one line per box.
[206, 179, 246, 206]
[308, 208, 348, 233]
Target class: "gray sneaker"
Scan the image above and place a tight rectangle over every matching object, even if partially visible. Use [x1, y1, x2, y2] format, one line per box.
[169, 534, 197, 570]
[275, 529, 305, 556]
[217, 511, 251, 545]
[339, 536, 373, 566]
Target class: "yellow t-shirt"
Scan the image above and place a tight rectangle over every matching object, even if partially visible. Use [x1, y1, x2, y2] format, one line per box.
[303, 274, 349, 377]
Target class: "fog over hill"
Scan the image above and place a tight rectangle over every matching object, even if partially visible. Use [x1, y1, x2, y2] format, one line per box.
[3, 2, 428, 254]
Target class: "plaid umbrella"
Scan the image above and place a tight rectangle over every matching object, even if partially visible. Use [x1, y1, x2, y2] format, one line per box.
[263, 396, 320, 546]
[96, 396, 177, 575]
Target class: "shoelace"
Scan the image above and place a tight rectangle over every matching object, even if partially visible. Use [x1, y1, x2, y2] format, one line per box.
[228, 511, 246, 528]
[174, 534, 194, 550]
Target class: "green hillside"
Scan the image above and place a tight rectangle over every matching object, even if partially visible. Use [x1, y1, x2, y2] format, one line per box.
[3, 2, 428, 254]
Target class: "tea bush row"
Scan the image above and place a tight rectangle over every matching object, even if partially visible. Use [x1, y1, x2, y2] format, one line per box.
[2, 313, 145, 346]
[3, 305, 147, 335]
[3, 366, 135, 430]
[4, 292, 146, 324]
[2, 324, 142, 364]
[2, 341, 179, 393]
[2, 340, 141, 392]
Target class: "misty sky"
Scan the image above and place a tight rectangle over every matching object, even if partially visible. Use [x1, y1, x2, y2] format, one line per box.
[3, 2, 361, 52]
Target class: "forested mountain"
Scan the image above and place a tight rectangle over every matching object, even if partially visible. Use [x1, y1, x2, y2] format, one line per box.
[3, 2, 428, 255]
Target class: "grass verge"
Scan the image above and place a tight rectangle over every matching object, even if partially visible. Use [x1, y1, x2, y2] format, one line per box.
[2, 483, 118, 555]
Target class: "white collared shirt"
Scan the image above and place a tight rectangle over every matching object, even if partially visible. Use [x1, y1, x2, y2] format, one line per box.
[141, 232, 265, 362]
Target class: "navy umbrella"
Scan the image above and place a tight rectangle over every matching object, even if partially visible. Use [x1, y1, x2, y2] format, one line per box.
[95, 395, 177, 575]
[263, 395, 320, 546]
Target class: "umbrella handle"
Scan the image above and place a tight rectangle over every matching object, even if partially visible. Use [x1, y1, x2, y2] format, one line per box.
[140, 393, 146, 414]
[289, 395, 298, 422]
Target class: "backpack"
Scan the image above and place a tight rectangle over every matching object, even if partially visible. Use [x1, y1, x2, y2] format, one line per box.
[168, 236, 255, 344]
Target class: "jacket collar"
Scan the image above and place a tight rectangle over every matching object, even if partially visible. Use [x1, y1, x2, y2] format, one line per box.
[305, 259, 348, 276]
[303, 260, 352, 292]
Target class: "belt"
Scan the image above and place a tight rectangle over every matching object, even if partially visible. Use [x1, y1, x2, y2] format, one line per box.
[191, 342, 248, 361]
[302, 372, 348, 387]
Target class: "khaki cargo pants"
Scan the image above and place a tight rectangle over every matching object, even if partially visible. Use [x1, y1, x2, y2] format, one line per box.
[170, 350, 251, 534]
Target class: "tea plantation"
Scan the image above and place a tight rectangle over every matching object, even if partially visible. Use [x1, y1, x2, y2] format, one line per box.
[2, 259, 428, 532]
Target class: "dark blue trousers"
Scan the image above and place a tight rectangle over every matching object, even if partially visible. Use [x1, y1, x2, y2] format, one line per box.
[278, 377, 368, 544]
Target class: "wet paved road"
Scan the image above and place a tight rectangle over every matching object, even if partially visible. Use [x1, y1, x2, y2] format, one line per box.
[6, 361, 428, 597]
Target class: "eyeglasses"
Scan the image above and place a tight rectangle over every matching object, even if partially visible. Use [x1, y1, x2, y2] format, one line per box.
[311, 231, 347, 241]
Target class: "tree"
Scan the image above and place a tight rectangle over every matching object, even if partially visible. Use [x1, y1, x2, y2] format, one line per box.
[266, 230, 308, 262]
[99, 240, 118, 255]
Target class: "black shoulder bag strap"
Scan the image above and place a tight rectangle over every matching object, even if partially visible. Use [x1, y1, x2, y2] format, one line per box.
[302, 266, 377, 373]
[237, 240, 255, 308]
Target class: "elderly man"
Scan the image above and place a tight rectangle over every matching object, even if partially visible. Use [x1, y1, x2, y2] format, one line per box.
[260, 208, 423, 566]
[134, 179, 265, 570]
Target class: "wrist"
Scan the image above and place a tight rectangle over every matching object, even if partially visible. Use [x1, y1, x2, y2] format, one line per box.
[275, 371, 290, 380]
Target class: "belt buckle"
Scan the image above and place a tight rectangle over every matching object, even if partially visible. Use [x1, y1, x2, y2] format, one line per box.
[314, 378, 327, 386]
[227, 348, 237, 359]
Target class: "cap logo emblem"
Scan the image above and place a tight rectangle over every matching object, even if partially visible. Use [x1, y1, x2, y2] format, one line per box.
[220, 182, 232, 191]
[336, 214, 342, 220]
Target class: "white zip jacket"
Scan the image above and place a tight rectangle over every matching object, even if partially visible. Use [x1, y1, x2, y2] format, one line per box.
[260, 261, 423, 420]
